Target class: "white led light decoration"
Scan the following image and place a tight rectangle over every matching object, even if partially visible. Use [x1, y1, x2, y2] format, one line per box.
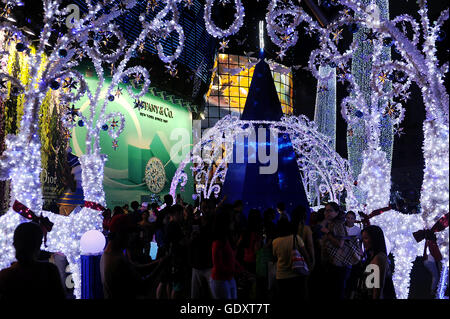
[204, 0, 245, 39]
[0, 0, 447, 300]
[0, 0, 157, 299]
[170, 115, 359, 211]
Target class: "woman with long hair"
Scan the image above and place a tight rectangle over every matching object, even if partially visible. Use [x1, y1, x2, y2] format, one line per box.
[356, 225, 392, 299]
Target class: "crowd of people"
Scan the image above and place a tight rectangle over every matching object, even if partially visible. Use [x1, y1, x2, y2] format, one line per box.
[0, 195, 397, 300]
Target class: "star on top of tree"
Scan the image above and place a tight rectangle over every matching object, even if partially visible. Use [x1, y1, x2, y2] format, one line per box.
[384, 102, 398, 117]
[394, 125, 405, 137]
[76, 50, 84, 60]
[134, 72, 142, 84]
[280, 33, 291, 42]
[54, 15, 66, 29]
[66, 104, 79, 116]
[399, 91, 411, 102]
[65, 105, 79, 122]
[337, 72, 347, 84]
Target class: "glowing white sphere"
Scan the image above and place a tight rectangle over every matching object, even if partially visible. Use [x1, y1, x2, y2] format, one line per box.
[80, 230, 106, 255]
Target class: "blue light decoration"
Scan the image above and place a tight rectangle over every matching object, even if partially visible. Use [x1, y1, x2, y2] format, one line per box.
[81, 255, 103, 299]
[15, 42, 26, 52]
[220, 60, 311, 222]
[437, 265, 448, 299]
[150, 241, 158, 260]
[50, 80, 60, 90]
[355, 110, 364, 118]
[348, 0, 393, 204]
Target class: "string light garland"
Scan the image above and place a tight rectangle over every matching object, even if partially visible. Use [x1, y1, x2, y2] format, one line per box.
[203, 0, 244, 55]
[347, 0, 394, 207]
[204, 0, 244, 39]
[148, 0, 185, 66]
[312, 65, 337, 206]
[265, 0, 302, 59]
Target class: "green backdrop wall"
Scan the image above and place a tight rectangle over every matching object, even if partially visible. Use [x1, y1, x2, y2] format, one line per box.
[70, 71, 194, 208]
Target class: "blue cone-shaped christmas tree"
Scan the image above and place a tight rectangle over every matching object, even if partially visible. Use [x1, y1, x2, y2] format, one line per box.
[220, 59, 310, 222]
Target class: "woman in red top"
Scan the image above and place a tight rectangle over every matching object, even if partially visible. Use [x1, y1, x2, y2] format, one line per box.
[210, 205, 243, 299]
